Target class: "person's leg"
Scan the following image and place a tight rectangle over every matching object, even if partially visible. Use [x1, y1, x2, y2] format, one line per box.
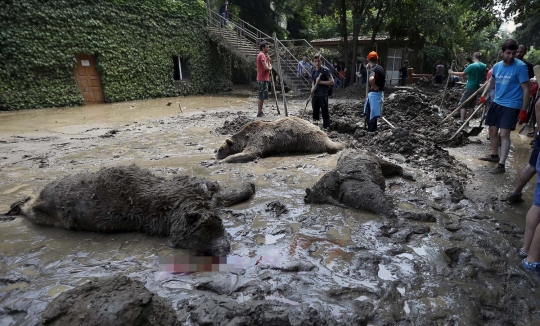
[489, 126, 500, 155]
[365, 100, 371, 130]
[509, 141, 539, 202]
[524, 206, 540, 256]
[499, 128, 512, 165]
[460, 108, 467, 123]
[312, 96, 321, 124]
[257, 99, 263, 116]
[321, 96, 330, 129]
[368, 117, 378, 132]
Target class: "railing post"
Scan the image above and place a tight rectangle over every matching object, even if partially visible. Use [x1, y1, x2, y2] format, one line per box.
[273, 33, 288, 116]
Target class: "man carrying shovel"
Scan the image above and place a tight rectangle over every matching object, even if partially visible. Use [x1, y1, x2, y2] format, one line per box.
[310, 53, 334, 130]
[449, 52, 486, 126]
[364, 51, 386, 132]
[478, 39, 530, 174]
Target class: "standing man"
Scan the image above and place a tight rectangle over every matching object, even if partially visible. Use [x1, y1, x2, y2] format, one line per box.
[478, 39, 530, 174]
[219, 1, 228, 28]
[520, 102, 540, 272]
[449, 52, 487, 125]
[399, 60, 409, 86]
[517, 44, 535, 79]
[435, 61, 445, 84]
[311, 53, 334, 129]
[256, 41, 272, 117]
[363, 51, 386, 132]
[297, 56, 311, 78]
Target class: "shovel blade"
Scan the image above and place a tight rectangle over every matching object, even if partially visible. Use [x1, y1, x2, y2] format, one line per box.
[466, 127, 484, 137]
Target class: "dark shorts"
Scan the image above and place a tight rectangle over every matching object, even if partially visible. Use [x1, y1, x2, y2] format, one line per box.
[435, 75, 443, 84]
[484, 102, 519, 131]
[530, 135, 540, 167]
[258, 81, 268, 100]
[534, 147, 540, 207]
[458, 87, 480, 109]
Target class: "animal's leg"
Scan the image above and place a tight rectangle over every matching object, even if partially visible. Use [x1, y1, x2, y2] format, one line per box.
[223, 152, 260, 163]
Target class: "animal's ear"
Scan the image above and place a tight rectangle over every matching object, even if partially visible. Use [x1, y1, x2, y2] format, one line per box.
[225, 138, 234, 146]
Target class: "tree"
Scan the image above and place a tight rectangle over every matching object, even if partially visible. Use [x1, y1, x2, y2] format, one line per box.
[514, 15, 540, 49]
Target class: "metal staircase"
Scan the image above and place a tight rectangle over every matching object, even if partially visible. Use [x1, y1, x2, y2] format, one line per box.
[207, 8, 323, 95]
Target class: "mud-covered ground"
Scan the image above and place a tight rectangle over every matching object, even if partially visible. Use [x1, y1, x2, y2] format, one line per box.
[1, 84, 540, 325]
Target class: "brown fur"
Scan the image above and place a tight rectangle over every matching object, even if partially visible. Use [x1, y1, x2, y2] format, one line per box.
[216, 116, 345, 163]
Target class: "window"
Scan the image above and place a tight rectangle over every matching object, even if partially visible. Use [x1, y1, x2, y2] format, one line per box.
[386, 49, 403, 86]
[173, 56, 189, 80]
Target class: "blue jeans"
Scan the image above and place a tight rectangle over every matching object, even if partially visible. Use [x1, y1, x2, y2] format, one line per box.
[220, 12, 226, 28]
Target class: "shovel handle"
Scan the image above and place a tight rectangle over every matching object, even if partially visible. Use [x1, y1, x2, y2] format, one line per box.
[439, 82, 488, 124]
[447, 102, 486, 141]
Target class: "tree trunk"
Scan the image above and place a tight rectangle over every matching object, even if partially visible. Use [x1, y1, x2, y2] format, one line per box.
[340, 0, 348, 86]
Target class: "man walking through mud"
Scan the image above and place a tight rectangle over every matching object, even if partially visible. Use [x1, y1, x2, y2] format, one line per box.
[311, 53, 334, 129]
[364, 51, 385, 132]
[256, 41, 272, 118]
[478, 39, 530, 174]
[449, 52, 486, 126]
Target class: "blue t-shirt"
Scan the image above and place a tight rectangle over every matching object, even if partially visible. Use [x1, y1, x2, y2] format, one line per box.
[492, 59, 529, 109]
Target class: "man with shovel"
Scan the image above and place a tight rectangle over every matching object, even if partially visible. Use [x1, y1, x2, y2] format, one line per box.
[449, 52, 486, 126]
[478, 39, 530, 174]
[311, 53, 334, 130]
[364, 51, 386, 132]
[256, 41, 272, 118]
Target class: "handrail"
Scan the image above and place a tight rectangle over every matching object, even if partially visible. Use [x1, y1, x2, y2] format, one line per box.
[207, 7, 313, 92]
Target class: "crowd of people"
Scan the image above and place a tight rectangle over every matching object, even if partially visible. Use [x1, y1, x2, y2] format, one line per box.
[255, 38, 540, 274]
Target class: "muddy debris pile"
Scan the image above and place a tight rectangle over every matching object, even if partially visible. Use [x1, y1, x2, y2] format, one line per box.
[7, 165, 255, 255]
[42, 276, 177, 326]
[214, 112, 254, 135]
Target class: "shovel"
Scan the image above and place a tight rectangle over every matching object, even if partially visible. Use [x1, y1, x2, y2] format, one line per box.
[300, 93, 314, 119]
[439, 101, 486, 143]
[463, 103, 487, 137]
[269, 70, 281, 115]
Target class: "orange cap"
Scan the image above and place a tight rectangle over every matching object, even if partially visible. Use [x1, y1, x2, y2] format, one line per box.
[367, 51, 378, 61]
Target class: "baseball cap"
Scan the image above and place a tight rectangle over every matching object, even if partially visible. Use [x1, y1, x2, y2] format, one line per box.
[367, 51, 378, 61]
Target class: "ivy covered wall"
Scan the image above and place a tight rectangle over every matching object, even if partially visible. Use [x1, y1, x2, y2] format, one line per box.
[0, 0, 232, 110]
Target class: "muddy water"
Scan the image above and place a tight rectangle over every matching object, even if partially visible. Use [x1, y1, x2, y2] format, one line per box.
[1, 94, 540, 324]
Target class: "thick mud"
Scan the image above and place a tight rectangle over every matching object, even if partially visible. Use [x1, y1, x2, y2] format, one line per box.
[1, 87, 540, 325]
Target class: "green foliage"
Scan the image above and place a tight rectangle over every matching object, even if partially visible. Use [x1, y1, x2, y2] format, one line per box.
[0, 0, 232, 110]
[525, 47, 540, 66]
[514, 15, 540, 49]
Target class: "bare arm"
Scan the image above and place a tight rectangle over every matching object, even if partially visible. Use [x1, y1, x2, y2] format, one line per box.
[450, 70, 466, 77]
[481, 77, 496, 98]
[263, 57, 272, 71]
[521, 81, 531, 111]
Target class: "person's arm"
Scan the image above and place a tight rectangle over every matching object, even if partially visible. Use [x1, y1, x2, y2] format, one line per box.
[521, 81, 531, 112]
[263, 57, 272, 71]
[317, 70, 334, 86]
[450, 70, 466, 77]
[481, 77, 496, 98]
[535, 99, 540, 134]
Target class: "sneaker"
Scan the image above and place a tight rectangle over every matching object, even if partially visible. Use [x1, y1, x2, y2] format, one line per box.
[522, 259, 540, 273]
[518, 248, 528, 258]
[313, 120, 320, 125]
[490, 164, 505, 174]
[256, 112, 265, 117]
[478, 155, 500, 162]
[506, 192, 524, 203]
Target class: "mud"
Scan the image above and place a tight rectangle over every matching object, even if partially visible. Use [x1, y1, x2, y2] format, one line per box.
[1, 87, 540, 325]
[42, 275, 177, 325]
[10, 165, 255, 255]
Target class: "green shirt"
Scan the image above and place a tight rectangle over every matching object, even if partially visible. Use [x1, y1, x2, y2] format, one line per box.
[464, 61, 487, 90]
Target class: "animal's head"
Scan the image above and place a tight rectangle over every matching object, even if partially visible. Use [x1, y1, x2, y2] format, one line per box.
[216, 138, 241, 159]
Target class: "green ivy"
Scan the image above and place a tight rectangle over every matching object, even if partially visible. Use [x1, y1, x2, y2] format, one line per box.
[0, 0, 232, 110]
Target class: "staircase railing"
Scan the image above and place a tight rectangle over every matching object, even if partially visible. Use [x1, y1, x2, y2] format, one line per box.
[207, 7, 312, 93]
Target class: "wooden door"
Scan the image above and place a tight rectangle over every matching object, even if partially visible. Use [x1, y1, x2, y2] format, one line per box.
[75, 54, 104, 104]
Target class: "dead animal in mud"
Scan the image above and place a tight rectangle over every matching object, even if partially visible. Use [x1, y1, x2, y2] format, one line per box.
[6, 165, 255, 255]
[42, 275, 177, 326]
[216, 116, 345, 163]
[304, 150, 406, 214]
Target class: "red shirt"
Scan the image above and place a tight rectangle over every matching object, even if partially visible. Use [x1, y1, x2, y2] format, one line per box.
[257, 52, 270, 81]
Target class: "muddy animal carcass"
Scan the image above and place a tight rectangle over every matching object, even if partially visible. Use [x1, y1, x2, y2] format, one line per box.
[7, 165, 255, 255]
[216, 116, 345, 163]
